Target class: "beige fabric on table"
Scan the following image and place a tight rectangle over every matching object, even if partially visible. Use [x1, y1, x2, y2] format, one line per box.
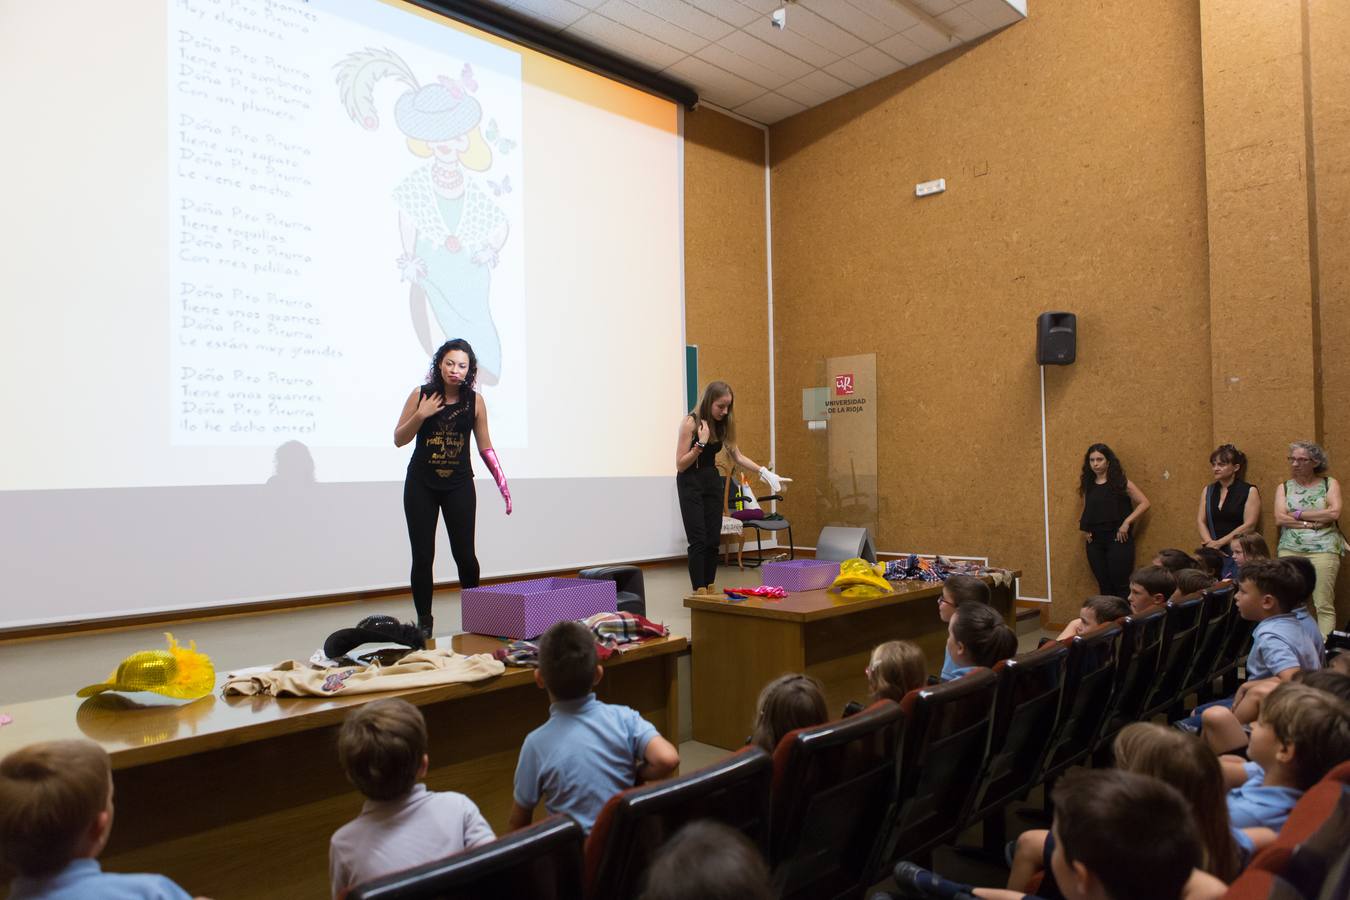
[222, 649, 505, 697]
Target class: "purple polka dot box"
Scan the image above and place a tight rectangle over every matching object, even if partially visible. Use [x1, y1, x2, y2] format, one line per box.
[761, 559, 841, 592]
[461, 577, 618, 640]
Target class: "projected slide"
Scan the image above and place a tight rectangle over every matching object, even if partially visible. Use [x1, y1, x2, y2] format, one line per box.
[1, 0, 686, 627]
[169, 1, 526, 447]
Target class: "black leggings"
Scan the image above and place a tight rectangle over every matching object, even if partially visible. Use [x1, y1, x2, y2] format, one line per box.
[1085, 531, 1134, 599]
[677, 467, 724, 590]
[404, 477, 480, 620]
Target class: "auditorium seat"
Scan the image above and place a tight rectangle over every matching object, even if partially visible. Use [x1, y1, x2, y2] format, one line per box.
[1245, 760, 1350, 898]
[879, 669, 998, 865]
[1213, 610, 1258, 697]
[1032, 622, 1122, 788]
[345, 815, 583, 900]
[963, 641, 1069, 851]
[583, 745, 771, 899]
[1092, 606, 1166, 760]
[1220, 867, 1309, 900]
[767, 699, 904, 900]
[1175, 583, 1237, 707]
[1139, 592, 1209, 721]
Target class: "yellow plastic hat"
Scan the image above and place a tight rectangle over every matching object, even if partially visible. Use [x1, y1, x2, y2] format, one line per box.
[76, 633, 216, 700]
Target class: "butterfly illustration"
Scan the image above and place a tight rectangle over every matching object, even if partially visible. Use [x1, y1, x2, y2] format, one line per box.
[461, 63, 477, 93]
[488, 175, 512, 197]
[485, 118, 516, 156]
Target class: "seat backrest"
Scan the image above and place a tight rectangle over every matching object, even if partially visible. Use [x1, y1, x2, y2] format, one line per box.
[1142, 593, 1208, 714]
[768, 700, 903, 900]
[1218, 866, 1310, 900]
[1038, 622, 1122, 781]
[584, 746, 772, 899]
[1250, 765, 1350, 898]
[347, 815, 583, 900]
[967, 641, 1069, 821]
[1179, 584, 1236, 695]
[1096, 607, 1166, 746]
[881, 669, 998, 864]
[1215, 608, 1258, 679]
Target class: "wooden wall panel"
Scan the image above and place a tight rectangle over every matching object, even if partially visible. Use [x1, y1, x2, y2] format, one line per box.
[682, 108, 771, 469]
[1309, 0, 1350, 616]
[766, 0, 1212, 620]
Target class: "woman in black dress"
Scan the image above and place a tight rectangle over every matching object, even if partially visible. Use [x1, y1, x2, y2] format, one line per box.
[1078, 443, 1150, 598]
[1196, 443, 1260, 576]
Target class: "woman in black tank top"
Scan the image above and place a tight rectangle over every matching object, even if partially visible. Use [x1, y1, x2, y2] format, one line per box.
[1078, 443, 1150, 598]
[676, 381, 788, 593]
[394, 339, 512, 639]
[1196, 443, 1260, 557]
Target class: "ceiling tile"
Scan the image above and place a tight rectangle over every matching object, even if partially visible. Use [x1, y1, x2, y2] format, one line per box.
[733, 91, 806, 124]
[794, 68, 853, 101]
[937, 4, 987, 40]
[499, 0, 588, 28]
[903, 21, 958, 54]
[734, 0, 781, 12]
[564, 13, 687, 68]
[846, 45, 907, 78]
[962, 0, 1025, 29]
[663, 55, 767, 107]
[823, 56, 876, 88]
[775, 77, 829, 107]
[695, 42, 793, 90]
[772, 5, 868, 56]
[843, 0, 923, 31]
[876, 31, 930, 66]
[800, 0, 895, 42]
[565, 0, 606, 9]
[684, 0, 761, 28]
[742, 18, 838, 68]
[624, 0, 735, 41]
[915, 0, 959, 13]
[596, 1, 707, 53]
[719, 30, 815, 81]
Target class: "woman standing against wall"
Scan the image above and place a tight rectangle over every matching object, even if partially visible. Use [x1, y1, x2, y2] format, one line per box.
[1197, 443, 1260, 579]
[1274, 441, 1344, 634]
[1078, 443, 1150, 599]
[676, 381, 785, 594]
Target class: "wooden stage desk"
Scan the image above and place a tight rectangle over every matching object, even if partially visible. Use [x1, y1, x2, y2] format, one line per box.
[0, 632, 685, 899]
[684, 575, 1015, 750]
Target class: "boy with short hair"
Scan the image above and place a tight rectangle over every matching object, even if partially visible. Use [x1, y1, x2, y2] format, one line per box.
[0, 740, 195, 900]
[938, 574, 991, 680]
[509, 620, 680, 833]
[1127, 565, 1175, 615]
[1223, 682, 1350, 832]
[1055, 594, 1131, 641]
[329, 698, 494, 898]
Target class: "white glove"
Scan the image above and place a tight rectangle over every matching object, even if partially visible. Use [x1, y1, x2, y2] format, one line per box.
[758, 466, 784, 494]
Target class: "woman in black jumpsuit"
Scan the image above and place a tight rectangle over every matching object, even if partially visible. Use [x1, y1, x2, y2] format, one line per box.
[676, 381, 787, 593]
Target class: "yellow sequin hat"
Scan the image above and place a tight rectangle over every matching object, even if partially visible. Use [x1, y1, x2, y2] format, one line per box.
[76, 633, 215, 700]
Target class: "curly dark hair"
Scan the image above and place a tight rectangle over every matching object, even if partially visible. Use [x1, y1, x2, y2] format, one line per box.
[425, 339, 478, 401]
[1080, 443, 1129, 497]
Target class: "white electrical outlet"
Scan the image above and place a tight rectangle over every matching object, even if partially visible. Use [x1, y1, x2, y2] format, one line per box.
[915, 178, 946, 197]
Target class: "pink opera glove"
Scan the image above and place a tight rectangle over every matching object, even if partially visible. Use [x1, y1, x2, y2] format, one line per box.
[480, 448, 512, 514]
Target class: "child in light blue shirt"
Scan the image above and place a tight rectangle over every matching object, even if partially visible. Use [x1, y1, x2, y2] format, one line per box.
[509, 620, 679, 833]
[0, 740, 195, 900]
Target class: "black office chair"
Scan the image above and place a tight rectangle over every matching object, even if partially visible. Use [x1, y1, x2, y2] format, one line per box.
[346, 815, 583, 900]
[577, 565, 646, 616]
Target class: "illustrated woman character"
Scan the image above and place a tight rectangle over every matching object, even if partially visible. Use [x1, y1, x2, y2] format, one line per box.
[337, 50, 510, 382]
[676, 382, 788, 594]
[394, 339, 511, 639]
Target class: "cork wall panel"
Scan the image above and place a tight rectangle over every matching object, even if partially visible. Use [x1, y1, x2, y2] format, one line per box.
[682, 107, 771, 468]
[1309, 0, 1350, 614]
[768, 0, 1212, 619]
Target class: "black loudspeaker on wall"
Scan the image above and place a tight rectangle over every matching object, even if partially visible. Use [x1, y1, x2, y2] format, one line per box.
[1036, 311, 1076, 365]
